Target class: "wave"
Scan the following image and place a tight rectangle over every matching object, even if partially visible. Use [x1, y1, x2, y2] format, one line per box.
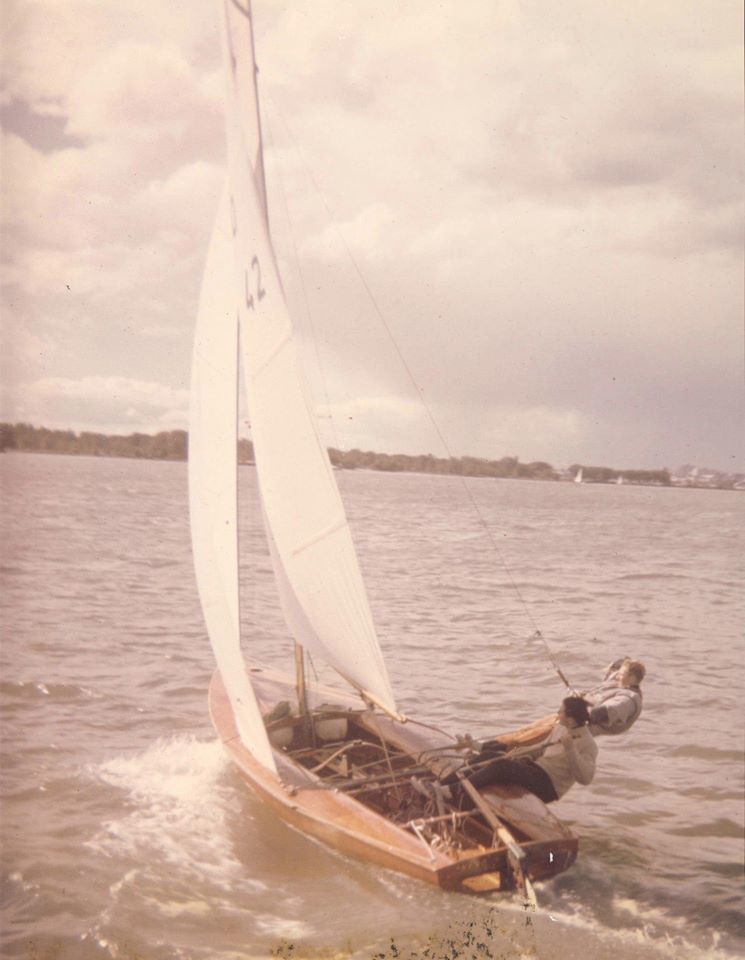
[616, 572, 741, 588]
[668, 818, 744, 840]
[0, 679, 100, 701]
[85, 735, 262, 895]
[668, 745, 744, 762]
[354, 894, 745, 960]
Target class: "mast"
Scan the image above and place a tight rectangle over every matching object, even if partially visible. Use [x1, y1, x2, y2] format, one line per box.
[294, 643, 310, 732]
[223, 0, 398, 719]
[246, 0, 308, 719]
[246, 0, 269, 227]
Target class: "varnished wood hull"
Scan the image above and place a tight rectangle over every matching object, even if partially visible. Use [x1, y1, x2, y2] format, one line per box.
[208, 667, 578, 893]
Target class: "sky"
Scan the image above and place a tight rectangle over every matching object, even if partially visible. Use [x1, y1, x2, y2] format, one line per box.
[1, 0, 742, 472]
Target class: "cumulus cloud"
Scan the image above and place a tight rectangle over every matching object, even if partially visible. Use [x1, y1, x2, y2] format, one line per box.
[301, 202, 400, 263]
[260, 1, 742, 266]
[1, 0, 742, 470]
[2, 375, 189, 432]
[315, 394, 423, 451]
[1, 0, 225, 408]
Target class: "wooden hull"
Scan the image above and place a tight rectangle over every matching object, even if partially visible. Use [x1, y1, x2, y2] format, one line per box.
[208, 667, 578, 893]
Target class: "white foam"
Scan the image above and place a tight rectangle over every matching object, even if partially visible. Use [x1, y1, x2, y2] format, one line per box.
[372, 867, 424, 902]
[150, 897, 212, 918]
[8, 871, 39, 894]
[86, 735, 264, 893]
[254, 914, 314, 939]
[81, 929, 118, 959]
[108, 868, 139, 899]
[612, 895, 697, 934]
[532, 894, 739, 960]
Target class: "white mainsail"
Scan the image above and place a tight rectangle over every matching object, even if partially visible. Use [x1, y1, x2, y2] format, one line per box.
[219, 0, 396, 714]
[189, 186, 276, 773]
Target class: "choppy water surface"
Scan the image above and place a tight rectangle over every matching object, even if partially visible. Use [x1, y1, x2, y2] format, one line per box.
[1, 452, 743, 959]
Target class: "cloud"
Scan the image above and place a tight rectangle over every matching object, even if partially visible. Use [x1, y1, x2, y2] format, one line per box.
[30, 375, 186, 405]
[440, 403, 586, 465]
[1, 0, 219, 111]
[301, 202, 400, 263]
[1, 0, 225, 374]
[1, 0, 741, 472]
[2, 119, 222, 391]
[0, 327, 62, 385]
[260, 1, 742, 261]
[2, 375, 189, 432]
[315, 393, 422, 451]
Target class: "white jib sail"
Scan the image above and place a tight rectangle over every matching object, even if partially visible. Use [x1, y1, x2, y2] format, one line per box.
[189, 185, 276, 773]
[219, 1, 396, 714]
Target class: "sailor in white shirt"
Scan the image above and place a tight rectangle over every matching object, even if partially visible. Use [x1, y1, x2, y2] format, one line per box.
[443, 697, 598, 804]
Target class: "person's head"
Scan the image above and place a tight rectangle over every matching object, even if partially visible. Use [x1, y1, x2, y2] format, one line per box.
[620, 660, 645, 687]
[558, 696, 590, 728]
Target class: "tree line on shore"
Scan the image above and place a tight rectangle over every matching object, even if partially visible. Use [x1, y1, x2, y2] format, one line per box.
[567, 462, 671, 486]
[328, 447, 559, 480]
[1, 422, 189, 461]
[0, 422, 671, 485]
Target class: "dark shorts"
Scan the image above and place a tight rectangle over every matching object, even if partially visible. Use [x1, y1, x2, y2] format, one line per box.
[466, 757, 558, 804]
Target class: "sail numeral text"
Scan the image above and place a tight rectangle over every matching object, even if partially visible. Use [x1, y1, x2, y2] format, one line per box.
[245, 255, 266, 310]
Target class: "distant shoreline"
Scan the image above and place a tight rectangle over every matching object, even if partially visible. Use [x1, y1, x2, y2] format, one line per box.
[1, 422, 741, 490]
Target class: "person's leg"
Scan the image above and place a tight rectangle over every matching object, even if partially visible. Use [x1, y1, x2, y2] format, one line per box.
[440, 740, 507, 787]
[466, 758, 558, 803]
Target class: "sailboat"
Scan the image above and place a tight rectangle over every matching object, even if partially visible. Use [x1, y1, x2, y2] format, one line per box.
[189, 0, 578, 896]
[574, 468, 584, 484]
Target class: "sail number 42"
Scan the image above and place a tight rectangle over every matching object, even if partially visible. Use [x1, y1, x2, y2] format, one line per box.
[245, 256, 266, 310]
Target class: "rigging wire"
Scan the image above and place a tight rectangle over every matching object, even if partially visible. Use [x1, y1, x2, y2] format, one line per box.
[265, 92, 575, 696]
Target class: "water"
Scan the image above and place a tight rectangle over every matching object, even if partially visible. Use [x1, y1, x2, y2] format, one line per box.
[1, 452, 743, 959]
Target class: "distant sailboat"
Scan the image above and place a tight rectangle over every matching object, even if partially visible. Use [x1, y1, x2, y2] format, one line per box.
[616, 475, 624, 486]
[188, 0, 579, 896]
[574, 467, 584, 484]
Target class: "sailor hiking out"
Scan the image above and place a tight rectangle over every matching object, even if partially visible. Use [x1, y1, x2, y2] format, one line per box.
[413, 697, 598, 807]
[412, 656, 646, 811]
[584, 657, 645, 736]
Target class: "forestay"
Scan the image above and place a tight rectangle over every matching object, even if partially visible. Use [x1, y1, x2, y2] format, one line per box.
[218, 0, 396, 714]
[189, 186, 276, 773]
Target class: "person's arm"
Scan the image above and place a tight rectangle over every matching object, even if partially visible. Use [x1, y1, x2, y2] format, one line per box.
[560, 732, 596, 784]
[603, 656, 629, 679]
[506, 725, 558, 761]
[589, 703, 610, 726]
[584, 657, 628, 699]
